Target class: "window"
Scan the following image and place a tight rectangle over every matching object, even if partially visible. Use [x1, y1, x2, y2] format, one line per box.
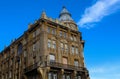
[71, 46, 74, 54]
[53, 74, 57, 79]
[60, 31, 62, 37]
[10, 59, 12, 66]
[76, 48, 79, 54]
[52, 28, 56, 35]
[9, 71, 12, 78]
[66, 75, 71, 79]
[17, 43, 22, 55]
[33, 44, 36, 51]
[65, 44, 68, 52]
[48, 72, 57, 79]
[64, 32, 67, 38]
[24, 51, 27, 57]
[70, 36, 73, 41]
[63, 75, 65, 79]
[49, 54, 55, 62]
[78, 76, 81, 79]
[74, 36, 77, 41]
[48, 39, 51, 48]
[36, 29, 40, 36]
[48, 73, 52, 79]
[63, 74, 71, 79]
[52, 41, 56, 49]
[61, 43, 64, 51]
[33, 31, 36, 38]
[63, 57, 68, 64]
[74, 60, 79, 67]
[47, 27, 51, 33]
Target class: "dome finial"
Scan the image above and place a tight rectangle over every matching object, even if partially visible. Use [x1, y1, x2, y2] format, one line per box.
[59, 6, 73, 21]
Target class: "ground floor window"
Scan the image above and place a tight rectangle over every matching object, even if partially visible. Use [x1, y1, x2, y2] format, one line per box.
[63, 74, 71, 79]
[48, 72, 57, 79]
[76, 76, 81, 79]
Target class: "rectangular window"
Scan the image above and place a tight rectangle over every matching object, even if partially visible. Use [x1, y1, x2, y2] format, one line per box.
[76, 48, 79, 54]
[48, 73, 52, 79]
[47, 27, 51, 33]
[36, 29, 40, 36]
[60, 31, 62, 37]
[48, 39, 51, 48]
[63, 57, 68, 64]
[33, 44, 36, 51]
[52, 28, 56, 35]
[64, 32, 67, 38]
[53, 73, 57, 79]
[74, 60, 79, 67]
[9, 71, 12, 78]
[52, 41, 56, 49]
[33, 31, 36, 38]
[78, 76, 81, 79]
[74, 36, 77, 41]
[72, 46, 74, 54]
[70, 35, 73, 41]
[49, 54, 55, 62]
[10, 59, 12, 66]
[66, 75, 71, 79]
[61, 43, 64, 51]
[24, 51, 27, 57]
[65, 44, 68, 52]
[48, 72, 57, 79]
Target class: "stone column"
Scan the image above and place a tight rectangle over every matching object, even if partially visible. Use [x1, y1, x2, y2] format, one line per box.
[59, 69, 64, 79]
[37, 67, 50, 79]
[71, 71, 76, 79]
[39, 21, 48, 56]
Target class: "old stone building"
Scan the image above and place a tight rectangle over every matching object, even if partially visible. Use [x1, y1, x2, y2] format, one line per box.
[0, 7, 90, 79]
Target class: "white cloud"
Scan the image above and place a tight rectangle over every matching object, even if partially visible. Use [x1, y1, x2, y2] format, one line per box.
[77, 0, 120, 29]
[88, 63, 120, 79]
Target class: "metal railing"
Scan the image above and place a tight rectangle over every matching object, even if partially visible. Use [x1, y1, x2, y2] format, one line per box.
[24, 63, 38, 73]
[46, 61, 84, 71]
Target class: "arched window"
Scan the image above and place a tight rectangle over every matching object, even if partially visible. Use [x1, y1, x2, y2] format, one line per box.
[17, 43, 23, 55]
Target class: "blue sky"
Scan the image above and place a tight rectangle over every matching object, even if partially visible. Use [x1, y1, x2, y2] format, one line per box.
[0, 0, 120, 79]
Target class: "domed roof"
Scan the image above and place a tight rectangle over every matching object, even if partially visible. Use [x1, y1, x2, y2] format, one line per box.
[59, 6, 73, 21]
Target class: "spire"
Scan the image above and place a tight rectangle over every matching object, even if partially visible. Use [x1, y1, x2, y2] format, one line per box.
[41, 11, 47, 18]
[59, 6, 73, 21]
